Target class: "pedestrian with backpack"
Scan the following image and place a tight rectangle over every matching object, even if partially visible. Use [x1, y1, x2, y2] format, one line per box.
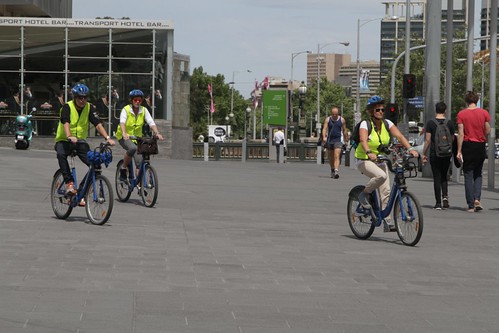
[422, 102, 455, 210]
[355, 95, 418, 231]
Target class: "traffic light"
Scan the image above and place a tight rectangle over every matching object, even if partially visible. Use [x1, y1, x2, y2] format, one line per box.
[385, 103, 399, 124]
[402, 73, 416, 98]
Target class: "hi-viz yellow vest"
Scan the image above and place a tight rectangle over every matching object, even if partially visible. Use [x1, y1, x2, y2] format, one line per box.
[354, 119, 391, 160]
[115, 104, 146, 140]
[55, 100, 90, 142]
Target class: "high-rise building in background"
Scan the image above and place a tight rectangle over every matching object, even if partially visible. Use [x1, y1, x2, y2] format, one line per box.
[0, 0, 72, 18]
[306, 53, 351, 87]
[380, 0, 467, 78]
[480, 0, 499, 51]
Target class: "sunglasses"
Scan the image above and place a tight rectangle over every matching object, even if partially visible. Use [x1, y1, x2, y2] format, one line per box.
[76, 96, 88, 100]
[374, 108, 385, 113]
[132, 98, 143, 103]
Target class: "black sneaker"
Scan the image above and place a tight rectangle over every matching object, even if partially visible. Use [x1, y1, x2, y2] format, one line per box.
[433, 203, 442, 210]
[330, 170, 335, 178]
[358, 192, 371, 208]
[333, 169, 339, 179]
[442, 197, 449, 209]
[119, 168, 128, 182]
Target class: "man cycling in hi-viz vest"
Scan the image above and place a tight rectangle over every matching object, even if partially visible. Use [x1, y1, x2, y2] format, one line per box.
[54, 83, 116, 199]
[116, 89, 164, 181]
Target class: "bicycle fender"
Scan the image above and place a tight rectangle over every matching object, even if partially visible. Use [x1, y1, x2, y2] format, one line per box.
[348, 185, 365, 200]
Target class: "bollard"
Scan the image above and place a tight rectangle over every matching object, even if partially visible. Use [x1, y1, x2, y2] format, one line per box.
[241, 138, 247, 163]
[203, 142, 209, 162]
[344, 147, 350, 167]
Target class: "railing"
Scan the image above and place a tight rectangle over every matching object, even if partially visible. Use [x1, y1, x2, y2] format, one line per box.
[193, 141, 320, 162]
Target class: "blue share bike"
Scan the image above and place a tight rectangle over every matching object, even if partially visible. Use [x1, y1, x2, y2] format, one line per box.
[115, 136, 159, 208]
[347, 146, 423, 246]
[51, 141, 114, 225]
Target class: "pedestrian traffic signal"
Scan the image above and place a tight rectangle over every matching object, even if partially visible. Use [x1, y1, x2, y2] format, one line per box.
[385, 103, 399, 124]
[402, 73, 416, 98]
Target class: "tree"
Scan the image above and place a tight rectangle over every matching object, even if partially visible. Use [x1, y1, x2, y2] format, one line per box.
[190, 66, 252, 140]
[299, 78, 354, 135]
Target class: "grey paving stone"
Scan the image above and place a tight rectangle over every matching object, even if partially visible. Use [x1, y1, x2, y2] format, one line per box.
[0, 148, 499, 332]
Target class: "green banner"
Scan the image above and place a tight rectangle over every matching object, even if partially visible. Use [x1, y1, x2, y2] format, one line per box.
[263, 90, 287, 126]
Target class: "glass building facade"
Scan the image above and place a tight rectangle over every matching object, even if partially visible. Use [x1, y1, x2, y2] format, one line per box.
[0, 17, 174, 135]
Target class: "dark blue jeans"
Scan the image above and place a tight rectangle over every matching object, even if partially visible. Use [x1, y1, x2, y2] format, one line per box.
[462, 141, 486, 208]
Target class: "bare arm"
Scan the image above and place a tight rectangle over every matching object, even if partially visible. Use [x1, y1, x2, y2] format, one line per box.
[422, 131, 432, 164]
[457, 123, 464, 156]
[341, 117, 349, 143]
[322, 117, 329, 142]
[390, 125, 418, 157]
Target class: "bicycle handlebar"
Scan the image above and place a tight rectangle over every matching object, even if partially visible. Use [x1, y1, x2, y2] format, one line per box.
[376, 150, 415, 174]
[129, 135, 158, 141]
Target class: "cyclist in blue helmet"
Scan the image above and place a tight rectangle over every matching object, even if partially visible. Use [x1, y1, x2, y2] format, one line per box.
[54, 83, 116, 201]
[355, 95, 418, 231]
[116, 89, 164, 181]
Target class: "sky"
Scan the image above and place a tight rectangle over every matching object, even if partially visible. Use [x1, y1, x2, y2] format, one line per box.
[72, 0, 482, 98]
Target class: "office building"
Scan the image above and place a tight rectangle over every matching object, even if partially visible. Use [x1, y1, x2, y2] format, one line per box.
[380, 0, 467, 77]
[306, 53, 351, 87]
[0, 0, 193, 159]
[480, 0, 499, 51]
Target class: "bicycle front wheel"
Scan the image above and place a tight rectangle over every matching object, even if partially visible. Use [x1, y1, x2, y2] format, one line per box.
[347, 186, 375, 240]
[115, 160, 131, 202]
[393, 191, 423, 246]
[51, 169, 73, 219]
[140, 164, 158, 208]
[85, 174, 113, 225]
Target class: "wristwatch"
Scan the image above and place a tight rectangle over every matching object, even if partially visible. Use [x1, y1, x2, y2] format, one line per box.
[366, 150, 372, 154]
[105, 135, 110, 140]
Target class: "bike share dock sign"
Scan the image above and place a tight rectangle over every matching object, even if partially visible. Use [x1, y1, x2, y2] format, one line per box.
[263, 90, 287, 126]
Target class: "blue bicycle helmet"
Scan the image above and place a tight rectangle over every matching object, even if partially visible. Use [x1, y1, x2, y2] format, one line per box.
[129, 89, 144, 99]
[71, 83, 90, 97]
[367, 95, 384, 109]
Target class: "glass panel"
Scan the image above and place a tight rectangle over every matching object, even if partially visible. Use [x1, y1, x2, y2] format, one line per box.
[0, 26, 21, 71]
[25, 27, 65, 71]
[29, 73, 65, 135]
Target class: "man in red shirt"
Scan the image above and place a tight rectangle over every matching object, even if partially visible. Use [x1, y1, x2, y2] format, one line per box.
[456, 91, 491, 212]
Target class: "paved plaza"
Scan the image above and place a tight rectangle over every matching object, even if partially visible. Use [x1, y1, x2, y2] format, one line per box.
[0, 145, 498, 333]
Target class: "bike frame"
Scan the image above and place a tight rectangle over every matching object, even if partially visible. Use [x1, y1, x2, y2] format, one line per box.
[56, 154, 99, 207]
[125, 155, 150, 192]
[369, 166, 414, 226]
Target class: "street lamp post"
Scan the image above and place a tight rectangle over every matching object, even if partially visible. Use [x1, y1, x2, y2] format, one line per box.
[316, 41, 349, 137]
[356, 17, 397, 124]
[245, 107, 251, 141]
[230, 69, 252, 134]
[298, 82, 307, 140]
[290, 50, 311, 142]
[355, 18, 381, 125]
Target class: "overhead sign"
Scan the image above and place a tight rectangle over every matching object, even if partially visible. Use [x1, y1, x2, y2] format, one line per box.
[408, 96, 424, 109]
[0, 17, 173, 29]
[263, 90, 287, 126]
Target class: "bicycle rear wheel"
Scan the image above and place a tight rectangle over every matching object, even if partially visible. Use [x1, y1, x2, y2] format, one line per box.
[140, 164, 158, 208]
[115, 160, 131, 202]
[393, 191, 423, 246]
[347, 186, 375, 239]
[85, 174, 113, 225]
[51, 169, 73, 219]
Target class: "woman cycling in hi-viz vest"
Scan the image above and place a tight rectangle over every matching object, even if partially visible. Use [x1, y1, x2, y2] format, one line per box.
[116, 89, 164, 181]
